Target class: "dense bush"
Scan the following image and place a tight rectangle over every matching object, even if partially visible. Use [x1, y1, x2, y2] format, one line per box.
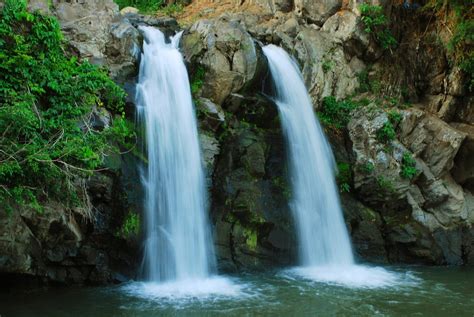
[318, 96, 359, 130]
[360, 4, 397, 50]
[0, 0, 134, 214]
[114, 0, 185, 14]
[400, 152, 418, 180]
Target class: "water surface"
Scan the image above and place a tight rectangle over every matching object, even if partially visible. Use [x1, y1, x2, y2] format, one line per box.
[2, 266, 473, 317]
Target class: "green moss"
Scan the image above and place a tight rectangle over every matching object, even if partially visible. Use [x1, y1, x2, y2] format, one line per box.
[243, 227, 257, 250]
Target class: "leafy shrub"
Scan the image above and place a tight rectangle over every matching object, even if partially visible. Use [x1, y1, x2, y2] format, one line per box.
[388, 110, 402, 125]
[318, 96, 358, 130]
[336, 162, 352, 193]
[114, 0, 164, 12]
[376, 121, 396, 143]
[400, 152, 418, 180]
[114, 0, 185, 15]
[191, 65, 205, 96]
[0, 1, 133, 214]
[360, 4, 397, 50]
[116, 212, 140, 238]
[322, 60, 334, 73]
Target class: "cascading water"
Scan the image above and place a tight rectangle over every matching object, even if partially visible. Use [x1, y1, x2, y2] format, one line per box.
[263, 44, 354, 267]
[263, 45, 398, 288]
[136, 26, 216, 283]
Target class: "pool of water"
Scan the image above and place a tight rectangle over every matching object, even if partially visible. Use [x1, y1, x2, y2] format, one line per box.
[1, 266, 473, 317]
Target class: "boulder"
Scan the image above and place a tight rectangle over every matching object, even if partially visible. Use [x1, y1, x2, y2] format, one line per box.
[294, 0, 341, 26]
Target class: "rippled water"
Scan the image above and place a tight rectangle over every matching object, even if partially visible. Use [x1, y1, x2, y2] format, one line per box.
[2, 266, 473, 316]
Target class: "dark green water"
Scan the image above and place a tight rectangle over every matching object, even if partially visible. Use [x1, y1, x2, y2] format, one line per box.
[1, 266, 473, 317]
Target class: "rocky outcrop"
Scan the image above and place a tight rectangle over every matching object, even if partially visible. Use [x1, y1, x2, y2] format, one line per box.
[182, 1, 474, 267]
[348, 106, 473, 264]
[0, 172, 139, 286]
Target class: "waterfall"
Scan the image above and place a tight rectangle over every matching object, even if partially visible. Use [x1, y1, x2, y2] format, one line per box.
[262, 45, 354, 267]
[136, 27, 216, 282]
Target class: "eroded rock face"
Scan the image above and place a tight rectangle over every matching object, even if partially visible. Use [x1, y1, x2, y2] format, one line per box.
[348, 106, 473, 264]
[0, 173, 138, 286]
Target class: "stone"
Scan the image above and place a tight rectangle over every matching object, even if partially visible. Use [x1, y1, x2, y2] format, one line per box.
[294, 0, 342, 26]
[120, 6, 139, 15]
[196, 98, 225, 131]
[451, 123, 474, 191]
[27, 0, 50, 14]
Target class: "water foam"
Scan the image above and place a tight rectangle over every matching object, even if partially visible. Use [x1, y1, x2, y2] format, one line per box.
[122, 276, 248, 302]
[284, 265, 420, 289]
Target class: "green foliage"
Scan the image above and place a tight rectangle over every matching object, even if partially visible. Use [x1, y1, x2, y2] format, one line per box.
[336, 162, 352, 193]
[363, 162, 375, 174]
[377, 176, 395, 192]
[322, 60, 334, 73]
[243, 227, 257, 250]
[117, 212, 140, 238]
[376, 121, 396, 143]
[448, 12, 474, 91]
[360, 4, 397, 50]
[400, 152, 418, 180]
[0, 1, 132, 213]
[424, 0, 473, 91]
[318, 96, 358, 130]
[114, 0, 164, 13]
[161, 3, 184, 16]
[191, 66, 205, 96]
[114, 0, 184, 15]
[388, 110, 402, 125]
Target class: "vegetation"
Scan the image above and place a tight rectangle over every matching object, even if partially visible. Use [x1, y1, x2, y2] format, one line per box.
[318, 96, 359, 130]
[376, 121, 396, 143]
[376, 176, 395, 192]
[400, 152, 418, 180]
[191, 65, 205, 96]
[116, 212, 140, 238]
[424, 0, 473, 91]
[114, 0, 184, 15]
[360, 4, 397, 50]
[322, 60, 334, 73]
[0, 1, 134, 214]
[336, 162, 352, 193]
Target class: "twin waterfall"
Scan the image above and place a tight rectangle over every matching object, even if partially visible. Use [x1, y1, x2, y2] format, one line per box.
[136, 27, 215, 282]
[262, 45, 354, 267]
[136, 27, 353, 285]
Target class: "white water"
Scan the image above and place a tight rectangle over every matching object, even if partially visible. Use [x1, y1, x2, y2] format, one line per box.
[263, 44, 354, 266]
[263, 45, 398, 288]
[136, 27, 216, 283]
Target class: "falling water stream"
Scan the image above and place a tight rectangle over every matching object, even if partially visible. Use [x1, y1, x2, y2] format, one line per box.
[263, 45, 397, 287]
[135, 27, 215, 283]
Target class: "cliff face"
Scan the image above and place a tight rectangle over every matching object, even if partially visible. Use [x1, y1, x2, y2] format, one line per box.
[178, 0, 474, 267]
[0, 0, 472, 285]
